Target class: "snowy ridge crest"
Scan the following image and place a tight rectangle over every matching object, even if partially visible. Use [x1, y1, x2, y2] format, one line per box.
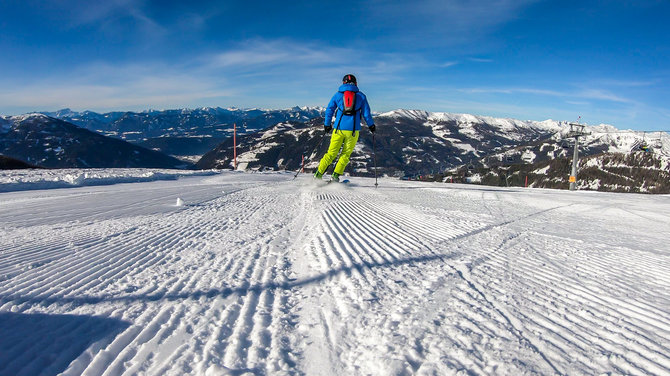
[8, 113, 51, 122]
[378, 109, 431, 121]
[379, 109, 565, 133]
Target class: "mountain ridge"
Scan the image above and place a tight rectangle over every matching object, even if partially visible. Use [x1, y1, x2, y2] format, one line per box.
[194, 108, 669, 193]
[39, 106, 326, 158]
[0, 114, 189, 169]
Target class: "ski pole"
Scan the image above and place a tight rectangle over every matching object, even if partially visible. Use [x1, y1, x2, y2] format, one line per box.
[373, 133, 378, 188]
[293, 130, 327, 180]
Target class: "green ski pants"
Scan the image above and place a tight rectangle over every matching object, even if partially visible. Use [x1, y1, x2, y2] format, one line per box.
[317, 130, 359, 175]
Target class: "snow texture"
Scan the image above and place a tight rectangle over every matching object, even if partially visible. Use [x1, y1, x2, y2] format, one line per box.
[0, 171, 669, 375]
[0, 168, 219, 192]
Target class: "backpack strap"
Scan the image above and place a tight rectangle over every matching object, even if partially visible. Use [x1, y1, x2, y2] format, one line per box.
[335, 107, 343, 134]
[353, 106, 362, 137]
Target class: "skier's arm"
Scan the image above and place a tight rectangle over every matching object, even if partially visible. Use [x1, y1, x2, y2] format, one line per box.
[324, 95, 338, 126]
[362, 96, 374, 127]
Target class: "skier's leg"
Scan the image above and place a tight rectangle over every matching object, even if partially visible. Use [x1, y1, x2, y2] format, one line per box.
[317, 131, 345, 174]
[333, 131, 359, 175]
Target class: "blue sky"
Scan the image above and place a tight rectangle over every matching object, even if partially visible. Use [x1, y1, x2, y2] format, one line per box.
[1, 0, 669, 130]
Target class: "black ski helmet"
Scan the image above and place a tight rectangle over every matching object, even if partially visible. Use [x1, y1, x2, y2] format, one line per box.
[342, 74, 357, 85]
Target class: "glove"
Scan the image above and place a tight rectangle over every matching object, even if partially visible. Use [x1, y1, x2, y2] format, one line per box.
[369, 124, 376, 133]
[324, 125, 333, 133]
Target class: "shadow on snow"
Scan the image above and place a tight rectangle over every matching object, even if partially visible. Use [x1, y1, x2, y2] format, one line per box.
[0, 312, 130, 376]
[0, 252, 459, 308]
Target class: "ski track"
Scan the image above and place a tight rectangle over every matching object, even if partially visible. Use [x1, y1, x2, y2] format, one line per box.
[1, 174, 669, 375]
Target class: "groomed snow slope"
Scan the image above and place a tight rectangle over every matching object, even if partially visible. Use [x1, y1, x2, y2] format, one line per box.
[1, 172, 669, 375]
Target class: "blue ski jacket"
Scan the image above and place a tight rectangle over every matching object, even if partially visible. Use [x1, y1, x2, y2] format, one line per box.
[324, 84, 374, 132]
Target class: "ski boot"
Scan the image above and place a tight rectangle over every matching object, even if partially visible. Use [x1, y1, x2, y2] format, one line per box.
[331, 172, 340, 182]
[314, 170, 324, 180]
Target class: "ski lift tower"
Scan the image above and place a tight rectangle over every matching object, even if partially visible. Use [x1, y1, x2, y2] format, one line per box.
[565, 122, 590, 191]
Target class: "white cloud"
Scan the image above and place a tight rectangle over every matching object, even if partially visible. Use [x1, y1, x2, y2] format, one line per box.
[47, 0, 168, 39]
[203, 39, 420, 87]
[211, 40, 339, 68]
[468, 58, 494, 63]
[458, 86, 636, 104]
[0, 38, 422, 113]
[366, 0, 539, 46]
[60, 0, 142, 24]
[578, 89, 633, 103]
[585, 78, 658, 88]
[0, 61, 234, 113]
[459, 87, 564, 97]
[440, 61, 459, 68]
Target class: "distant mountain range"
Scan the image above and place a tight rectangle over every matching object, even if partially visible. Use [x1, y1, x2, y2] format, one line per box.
[0, 114, 188, 169]
[4, 107, 669, 193]
[195, 109, 670, 192]
[447, 151, 670, 193]
[194, 109, 585, 173]
[41, 107, 325, 159]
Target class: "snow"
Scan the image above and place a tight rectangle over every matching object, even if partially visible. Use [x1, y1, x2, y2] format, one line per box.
[176, 155, 203, 164]
[521, 149, 536, 162]
[1, 171, 669, 375]
[7, 113, 51, 122]
[445, 138, 477, 153]
[0, 168, 219, 192]
[378, 109, 430, 121]
[260, 123, 296, 140]
[378, 109, 569, 146]
[533, 165, 551, 174]
[425, 111, 564, 134]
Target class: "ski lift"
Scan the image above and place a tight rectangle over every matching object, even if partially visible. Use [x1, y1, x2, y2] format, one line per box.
[653, 132, 663, 149]
[560, 140, 571, 149]
[639, 132, 650, 152]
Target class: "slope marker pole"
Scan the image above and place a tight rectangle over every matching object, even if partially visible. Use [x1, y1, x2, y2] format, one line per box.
[233, 123, 237, 170]
[293, 131, 327, 180]
[373, 133, 378, 188]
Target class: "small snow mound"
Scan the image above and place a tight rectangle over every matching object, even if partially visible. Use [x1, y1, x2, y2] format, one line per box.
[204, 364, 233, 375]
[63, 173, 86, 186]
[175, 198, 185, 207]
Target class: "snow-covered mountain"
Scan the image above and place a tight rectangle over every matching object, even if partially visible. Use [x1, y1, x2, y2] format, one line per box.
[0, 114, 189, 169]
[9, 107, 668, 193]
[433, 119, 670, 192]
[42, 107, 325, 158]
[196, 118, 327, 171]
[196, 109, 667, 175]
[448, 151, 670, 193]
[474, 123, 670, 167]
[197, 110, 560, 173]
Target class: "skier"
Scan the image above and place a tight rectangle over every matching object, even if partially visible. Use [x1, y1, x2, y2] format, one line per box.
[314, 74, 375, 182]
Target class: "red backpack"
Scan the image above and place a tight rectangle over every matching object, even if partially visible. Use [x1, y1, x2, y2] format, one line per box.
[335, 90, 360, 134]
[342, 91, 357, 116]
